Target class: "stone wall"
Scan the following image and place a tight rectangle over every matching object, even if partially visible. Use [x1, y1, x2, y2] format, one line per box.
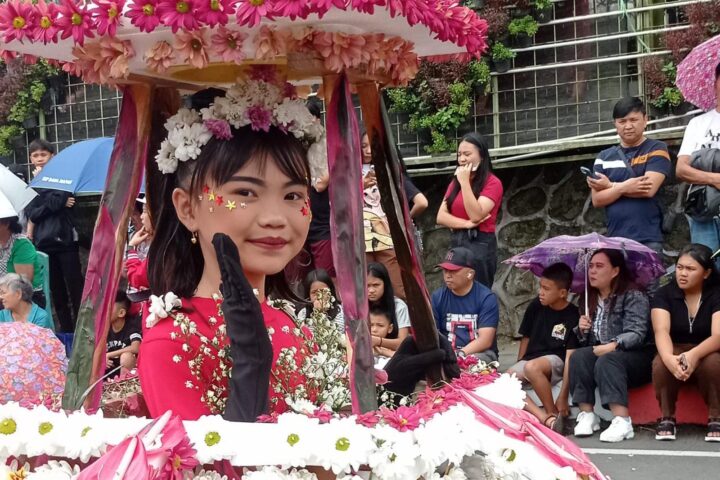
[412, 151, 690, 338]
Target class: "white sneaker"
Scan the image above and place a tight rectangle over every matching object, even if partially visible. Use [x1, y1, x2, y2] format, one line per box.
[599, 416, 635, 442]
[574, 411, 600, 437]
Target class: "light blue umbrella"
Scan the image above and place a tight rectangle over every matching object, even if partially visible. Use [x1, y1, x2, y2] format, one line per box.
[29, 137, 145, 196]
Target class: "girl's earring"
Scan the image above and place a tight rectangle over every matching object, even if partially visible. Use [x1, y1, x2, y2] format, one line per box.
[190, 231, 198, 244]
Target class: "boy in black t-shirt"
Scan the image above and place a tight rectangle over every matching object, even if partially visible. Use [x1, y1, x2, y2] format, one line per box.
[105, 291, 142, 377]
[507, 263, 579, 431]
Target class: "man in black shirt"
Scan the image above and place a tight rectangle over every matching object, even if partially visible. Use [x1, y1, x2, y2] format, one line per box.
[507, 263, 579, 430]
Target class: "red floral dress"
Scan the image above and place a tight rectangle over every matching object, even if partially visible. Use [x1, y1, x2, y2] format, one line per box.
[138, 296, 308, 420]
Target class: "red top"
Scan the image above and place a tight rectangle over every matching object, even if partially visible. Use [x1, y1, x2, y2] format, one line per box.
[138, 297, 308, 420]
[125, 249, 149, 290]
[444, 174, 503, 233]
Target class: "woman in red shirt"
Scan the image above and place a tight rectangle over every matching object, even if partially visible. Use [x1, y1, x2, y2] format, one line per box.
[436, 133, 503, 287]
[138, 83, 320, 421]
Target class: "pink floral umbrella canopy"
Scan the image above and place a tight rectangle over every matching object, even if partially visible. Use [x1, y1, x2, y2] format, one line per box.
[0, 0, 488, 88]
[0, 322, 67, 406]
[677, 34, 720, 111]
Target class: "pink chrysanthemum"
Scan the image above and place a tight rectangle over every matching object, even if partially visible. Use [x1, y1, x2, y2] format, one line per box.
[32, 0, 60, 44]
[246, 105, 272, 132]
[274, 0, 309, 20]
[349, 0, 382, 15]
[257, 413, 279, 423]
[235, 0, 274, 27]
[210, 26, 246, 63]
[308, 0, 346, 18]
[0, 0, 37, 43]
[312, 31, 366, 72]
[92, 0, 125, 36]
[380, 405, 423, 432]
[56, 0, 95, 45]
[196, 0, 233, 26]
[0, 50, 18, 62]
[310, 407, 334, 424]
[125, 0, 160, 33]
[162, 436, 199, 479]
[144, 40, 174, 73]
[355, 411, 380, 428]
[416, 387, 462, 415]
[204, 119, 233, 140]
[157, 0, 199, 33]
[175, 28, 209, 69]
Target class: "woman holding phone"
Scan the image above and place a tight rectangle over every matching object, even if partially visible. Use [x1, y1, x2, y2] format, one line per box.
[436, 133, 503, 288]
[651, 244, 720, 442]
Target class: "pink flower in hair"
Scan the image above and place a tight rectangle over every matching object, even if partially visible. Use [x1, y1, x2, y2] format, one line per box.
[235, 0, 274, 27]
[175, 28, 209, 69]
[246, 105, 272, 132]
[275, 0, 310, 20]
[93, 0, 124, 36]
[56, 0, 95, 45]
[0, 0, 36, 43]
[204, 119, 233, 140]
[195, 0, 234, 27]
[380, 405, 422, 432]
[32, 0, 59, 44]
[157, 0, 199, 33]
[144, 40, 175, 73]
[210, 26, 246, 63]
[126, 0, 161, 33]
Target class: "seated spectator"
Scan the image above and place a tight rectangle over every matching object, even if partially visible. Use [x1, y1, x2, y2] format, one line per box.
[569, 249, 653, 443]
[106, 291, 142, 377]
[651, 244, 720, 442]
[432, 247, 499, 363]
[507, 263, 579, 431]
[370, 307, 396, 368]
[0, 215, 46, 308]
[0, 273, 53, 330]
[368, 262, 410, 350]
[297, 268, 344, 329]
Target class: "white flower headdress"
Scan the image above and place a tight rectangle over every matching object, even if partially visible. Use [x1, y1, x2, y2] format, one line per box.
[155, 77, 325, 175]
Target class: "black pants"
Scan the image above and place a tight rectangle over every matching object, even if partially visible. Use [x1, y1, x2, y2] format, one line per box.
[569, 346, 654, 409]
[450, 230, 497, 288]
[47, 246, 84, 333]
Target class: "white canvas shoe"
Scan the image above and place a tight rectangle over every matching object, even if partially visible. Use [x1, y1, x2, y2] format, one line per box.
[599, 416, 635, 442]
[574, 411, 600, 437]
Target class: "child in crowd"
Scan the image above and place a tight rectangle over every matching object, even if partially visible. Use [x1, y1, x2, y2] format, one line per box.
[507, 263, 579, 431]
[368, 262, 411, 350]
[370, 307, 396, 368]
[126, 197, 152, 304]
[106, 291, 142, 377]
[297, 268, 344, 329]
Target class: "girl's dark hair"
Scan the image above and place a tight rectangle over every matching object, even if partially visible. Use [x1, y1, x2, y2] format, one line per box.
[586, 248, 636, 314]
[445, 132, 493, 208]
[0, 217, 22, 234]
[367, 262, 398, 339]
[678, 243, 720, 287]
[303, 268, 341, 319]
[148, 92, 310, 300]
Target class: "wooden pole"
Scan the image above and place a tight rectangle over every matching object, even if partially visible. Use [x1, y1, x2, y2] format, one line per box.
[63, 84, 153, 410]
[356, 82, 442, 385]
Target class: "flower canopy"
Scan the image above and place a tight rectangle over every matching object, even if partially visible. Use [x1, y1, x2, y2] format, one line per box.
[0, 0, 489, 88]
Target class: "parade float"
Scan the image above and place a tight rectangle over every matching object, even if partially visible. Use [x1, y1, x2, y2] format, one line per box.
[0, 1, 605, 478]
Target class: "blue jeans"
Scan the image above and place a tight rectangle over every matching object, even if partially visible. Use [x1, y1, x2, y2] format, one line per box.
[689, 217, 720, 268]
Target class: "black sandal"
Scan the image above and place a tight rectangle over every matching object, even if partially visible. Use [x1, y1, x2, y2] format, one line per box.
[655, 417, 676, 441]
[543, 414, 557, 429]
[705, 418, 720, 442]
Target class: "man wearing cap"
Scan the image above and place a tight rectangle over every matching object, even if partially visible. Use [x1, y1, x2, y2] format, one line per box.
[431, 247, 499, 363]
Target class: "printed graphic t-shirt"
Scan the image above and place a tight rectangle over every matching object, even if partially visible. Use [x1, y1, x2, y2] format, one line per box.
[519, 297, 580, 360]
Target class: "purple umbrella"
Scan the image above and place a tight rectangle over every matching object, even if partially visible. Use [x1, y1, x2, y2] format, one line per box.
[504, 233, 665, 314]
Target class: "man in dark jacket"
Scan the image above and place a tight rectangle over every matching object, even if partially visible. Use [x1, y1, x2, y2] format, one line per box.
[24, 139, 84, 333]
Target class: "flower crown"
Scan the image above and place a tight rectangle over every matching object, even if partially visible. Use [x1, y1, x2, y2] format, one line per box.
[155, 78, 325, 175]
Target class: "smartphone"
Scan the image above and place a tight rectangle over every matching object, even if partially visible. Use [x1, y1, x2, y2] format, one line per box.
[679, 353, 688, 371]
[580, 166, 599, 180]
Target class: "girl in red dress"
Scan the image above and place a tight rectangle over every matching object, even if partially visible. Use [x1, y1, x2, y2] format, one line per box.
[138, 80, 323, 421]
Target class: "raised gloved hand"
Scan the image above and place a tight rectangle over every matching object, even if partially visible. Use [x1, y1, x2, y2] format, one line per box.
[212, 233, 273, 422]
[383, 334, 460, 398]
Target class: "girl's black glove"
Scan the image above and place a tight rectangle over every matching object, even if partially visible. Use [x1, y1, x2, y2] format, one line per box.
[212, 233, 273, 422]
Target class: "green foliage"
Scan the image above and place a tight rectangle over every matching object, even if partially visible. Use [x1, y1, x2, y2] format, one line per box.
[386, 59, 491, 154]
[509, 15, 539, 37]
[492, 43, 517, 61]
[0, 125, 23, 156]
[651, 87, 684, 109]
[535, 0, 552, 9]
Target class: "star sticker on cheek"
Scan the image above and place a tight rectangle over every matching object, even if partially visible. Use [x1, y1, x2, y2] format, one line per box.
[215, 195, 224, 206]
[301, 198, 311, 218]
[225, 200, 237, 211]
[208, 191, 216, 202]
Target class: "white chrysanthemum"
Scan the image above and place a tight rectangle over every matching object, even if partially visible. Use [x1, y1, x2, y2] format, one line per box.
[273, 413, 321, 468]
[63, 409, 107, 462]
[184, 415, 235, 464]
[155, 139, 177, 175]
[242, 466, 318, 480]
[367, 426, 423, 480]
[26, 460, 80, 479]
[0, 402, 29, 458]
[316, 418, 375, 475]
[22, 405, 68, 457]
[190, 469, 228, 480]
[473, 373, 526, 409]
[165, 108, 200, 131]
